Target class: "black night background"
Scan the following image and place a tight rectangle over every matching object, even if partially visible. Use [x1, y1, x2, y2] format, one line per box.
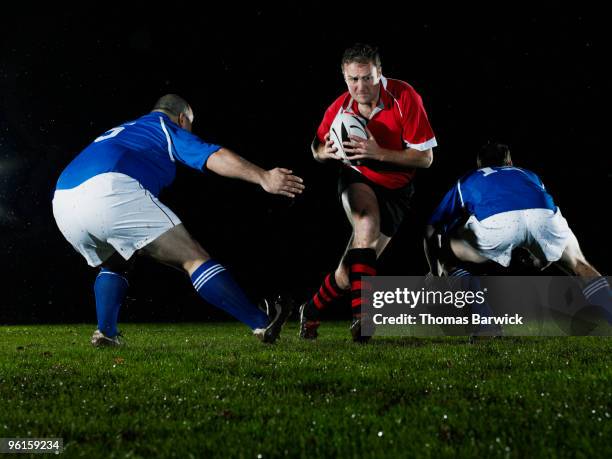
[1, 7, 609, 325]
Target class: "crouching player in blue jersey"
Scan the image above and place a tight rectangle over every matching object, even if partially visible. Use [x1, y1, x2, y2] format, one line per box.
[424, 142, 611, 333]
[52, 94, 305, 346]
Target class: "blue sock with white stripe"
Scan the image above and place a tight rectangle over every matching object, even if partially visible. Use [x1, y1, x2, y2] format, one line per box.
[582, 278, 612, 324]
[94, 269, 128, 338]
[448, 268, 476, 294]
[191, 260, 269, 330]
[449, 268, 497, 332]
[448, 267, 471, 278]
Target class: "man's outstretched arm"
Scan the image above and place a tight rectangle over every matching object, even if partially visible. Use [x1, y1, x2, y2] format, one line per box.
[206, 148, 305, 198]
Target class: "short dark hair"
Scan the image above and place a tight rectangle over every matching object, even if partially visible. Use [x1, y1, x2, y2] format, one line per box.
[341, 43, 381, 69]
[477, 142, 512, 168]
[152, 94, 191, 117]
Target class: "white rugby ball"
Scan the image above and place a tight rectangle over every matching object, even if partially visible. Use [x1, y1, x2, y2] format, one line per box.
[329, 112, 368, 165]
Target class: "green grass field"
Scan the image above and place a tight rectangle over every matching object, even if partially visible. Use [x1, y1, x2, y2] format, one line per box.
[1, 322, 611, 458]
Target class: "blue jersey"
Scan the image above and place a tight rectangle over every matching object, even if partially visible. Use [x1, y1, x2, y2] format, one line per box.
[56, 112, 221, 197]
[429, 166, 557, 234]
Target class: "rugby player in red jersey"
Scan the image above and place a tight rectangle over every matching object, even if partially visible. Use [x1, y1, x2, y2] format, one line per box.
[300, 44, 437, 341]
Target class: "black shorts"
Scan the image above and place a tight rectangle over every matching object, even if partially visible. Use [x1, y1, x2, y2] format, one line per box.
[337, 167, 415, 237]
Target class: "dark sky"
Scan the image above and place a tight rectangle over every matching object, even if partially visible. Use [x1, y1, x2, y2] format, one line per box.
[1, 8, 609, 324]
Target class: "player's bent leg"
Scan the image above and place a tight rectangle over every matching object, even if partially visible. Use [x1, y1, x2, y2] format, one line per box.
[345, 245, 377, 343]
[92, 253, 133, 344]
[139, 223, 211, 274]
[334, 233, 390, 287]
[342, 182, 382, 250]
[556, 231, 611, 323]
[301, 183, 390, 341]
[435, 234, 501, 341]
[299, 244, 365, 340]
[299, 239, 352, 340]
[555, 231, 601, 277]
[310, 236, 356, 317]
[334, 235, 355, 291]
[299, 270, 346, 339]
[141, 224, 286, 340]
[449, 238, 490, 267]
[342, 184, 382, 342]
[189, 260, 268, 329]
[90, 252, 135, 347]
[299, 231, 390, 340]
[442, 265, 502, 342]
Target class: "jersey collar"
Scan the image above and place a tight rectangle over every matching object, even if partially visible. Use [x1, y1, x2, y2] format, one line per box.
[150, 110, 179, 127]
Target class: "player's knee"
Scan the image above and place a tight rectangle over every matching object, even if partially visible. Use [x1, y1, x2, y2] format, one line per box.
[188, 239, 209, 259]
[352, 207, 378, 224]
[182, 241, 210, 269]
[353, 216, 380, 246]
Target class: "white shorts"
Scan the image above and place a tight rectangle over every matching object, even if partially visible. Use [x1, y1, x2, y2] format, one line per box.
[52, 173, 181, 267]
[457, 208, 571, 267]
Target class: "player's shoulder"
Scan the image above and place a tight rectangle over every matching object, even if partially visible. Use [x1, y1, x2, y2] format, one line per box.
[513, 166, 542, 182]
[384, 77, 421, 100]
[497, 165, 539, 178]
[132, 111, 158, 122]
[141, 111, 173, 124]
[119, 112, 164, 129]
[384, 77, 412, 91]
[467, 166, 542, 184]
[513, 166, 537, 175]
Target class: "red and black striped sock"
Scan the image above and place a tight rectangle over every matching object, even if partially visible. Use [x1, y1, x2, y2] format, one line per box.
[303, 272, 345, 320]
[347, 248, 377, 319]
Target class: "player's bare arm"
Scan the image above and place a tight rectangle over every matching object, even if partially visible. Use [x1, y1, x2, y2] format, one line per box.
[343, 126, 433, 168]
[311, 133, 342, 163]
[206, 147, 305, 198]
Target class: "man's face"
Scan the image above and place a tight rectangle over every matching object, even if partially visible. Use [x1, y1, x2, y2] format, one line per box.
[179, 107, 194, 132]
[343, 62, 381, 105]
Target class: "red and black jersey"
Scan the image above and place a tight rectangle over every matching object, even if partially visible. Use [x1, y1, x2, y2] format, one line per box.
[316, 76, 437, 189]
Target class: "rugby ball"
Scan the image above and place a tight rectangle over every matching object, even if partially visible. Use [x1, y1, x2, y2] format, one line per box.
[329, 112, 368, 165]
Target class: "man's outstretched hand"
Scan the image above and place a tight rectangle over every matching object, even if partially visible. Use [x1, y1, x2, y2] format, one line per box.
[261, 168, 305, 198]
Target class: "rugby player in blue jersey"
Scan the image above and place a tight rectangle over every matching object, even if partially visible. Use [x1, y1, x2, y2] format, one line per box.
[425, 142, 610, 325]
[52, 94, 305, 346]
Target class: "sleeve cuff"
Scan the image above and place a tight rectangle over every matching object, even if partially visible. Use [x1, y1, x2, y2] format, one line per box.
[403, 137, 438, 151]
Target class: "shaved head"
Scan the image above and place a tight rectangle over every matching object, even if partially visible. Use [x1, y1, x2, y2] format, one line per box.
[152, 94, 191, 118]
[152, 94, 194, 131]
